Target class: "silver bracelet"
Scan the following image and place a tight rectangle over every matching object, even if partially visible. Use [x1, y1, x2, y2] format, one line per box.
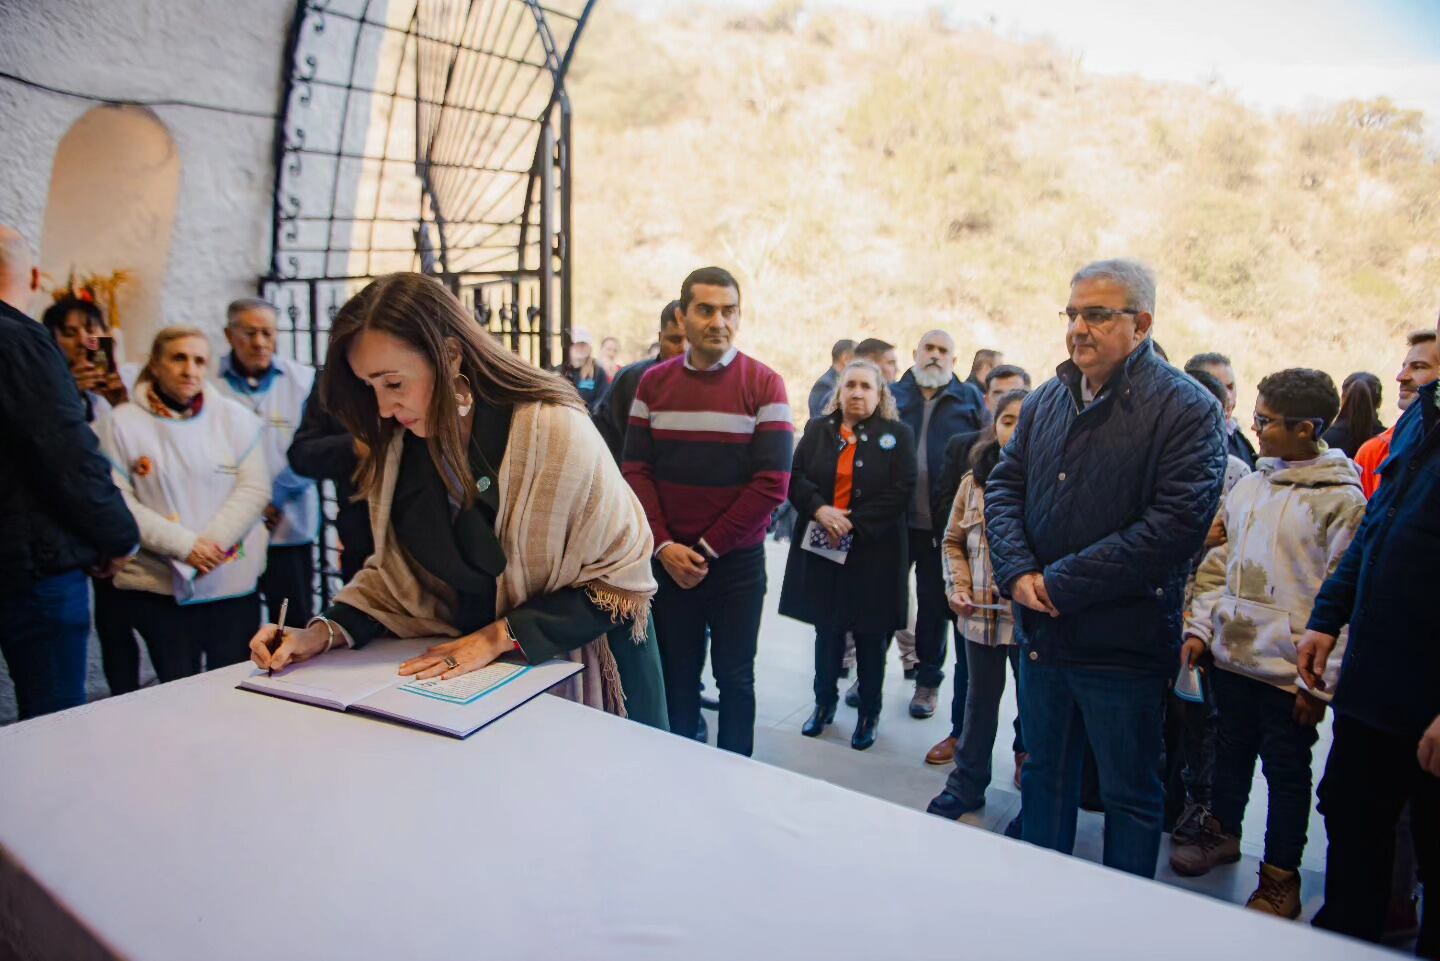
[310, 615, 338, 653]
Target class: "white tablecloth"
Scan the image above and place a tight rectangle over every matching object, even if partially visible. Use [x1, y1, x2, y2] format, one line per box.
[0, 660, 1391, 960]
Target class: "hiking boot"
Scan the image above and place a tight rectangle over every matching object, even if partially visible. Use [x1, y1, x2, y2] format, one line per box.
[1167, 815, 1241, 877]
[925, 735, 957, 766]
[1245, 864, 1301, 920]
[1172, 801, 1209, 845]
[909, 686, 938, 718]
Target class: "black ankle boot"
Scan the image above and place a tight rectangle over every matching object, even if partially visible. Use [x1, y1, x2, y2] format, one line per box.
[801, 703, 836, 737]
[851, 713, 879, 750]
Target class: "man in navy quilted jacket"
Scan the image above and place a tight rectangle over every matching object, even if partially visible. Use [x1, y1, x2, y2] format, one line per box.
[985, 259, 1226, 878]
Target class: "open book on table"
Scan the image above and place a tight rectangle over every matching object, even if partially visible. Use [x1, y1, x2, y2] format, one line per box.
[238, 638, 582, 738]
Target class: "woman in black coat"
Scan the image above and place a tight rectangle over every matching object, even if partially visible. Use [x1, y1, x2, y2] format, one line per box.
[779, 360, 916, 750]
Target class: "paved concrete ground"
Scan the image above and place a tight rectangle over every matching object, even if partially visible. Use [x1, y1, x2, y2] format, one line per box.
[716, 544, 1336, 919]
[1, 543, 1418, 942]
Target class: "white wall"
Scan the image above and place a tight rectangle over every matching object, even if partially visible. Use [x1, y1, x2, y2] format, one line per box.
[0, 0, 295, 357]
[40, 104, 181, 353]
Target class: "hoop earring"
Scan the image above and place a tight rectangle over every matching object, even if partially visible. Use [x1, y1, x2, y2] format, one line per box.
[454, 373, 474, 418]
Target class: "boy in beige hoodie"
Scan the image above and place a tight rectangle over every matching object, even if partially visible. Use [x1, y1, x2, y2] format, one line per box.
[1172, 369, 1367, 919]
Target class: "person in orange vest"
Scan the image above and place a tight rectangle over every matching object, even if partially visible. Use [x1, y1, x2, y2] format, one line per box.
[1355, 326, 1439, 498]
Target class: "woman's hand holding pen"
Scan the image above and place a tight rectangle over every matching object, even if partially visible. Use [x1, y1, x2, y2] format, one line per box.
[249, 622, 331, 673]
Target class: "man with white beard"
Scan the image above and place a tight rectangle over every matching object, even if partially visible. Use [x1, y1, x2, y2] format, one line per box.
[890, 331, 986, 720]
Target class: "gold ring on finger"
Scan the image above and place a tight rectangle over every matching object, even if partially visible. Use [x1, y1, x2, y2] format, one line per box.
[442, 656, 458, 670]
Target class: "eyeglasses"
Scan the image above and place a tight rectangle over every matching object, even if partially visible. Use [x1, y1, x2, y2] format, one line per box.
[232, 327, 275, 341]
[1060, 307, 1139, 327]
[1253, 413, 1324, 434]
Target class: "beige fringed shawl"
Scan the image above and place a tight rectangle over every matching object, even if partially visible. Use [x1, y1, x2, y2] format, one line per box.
[332, 401, 656, 716]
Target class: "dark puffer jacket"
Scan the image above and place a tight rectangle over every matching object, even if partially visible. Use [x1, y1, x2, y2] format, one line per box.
[0, 299, 138, 594]
[985, 340, 1226, 675]
[890, 369, 985, 529]
[1308, 381, 1440, 740]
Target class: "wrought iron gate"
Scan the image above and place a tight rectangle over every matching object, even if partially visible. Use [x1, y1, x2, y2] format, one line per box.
[261, 0, 595, 604]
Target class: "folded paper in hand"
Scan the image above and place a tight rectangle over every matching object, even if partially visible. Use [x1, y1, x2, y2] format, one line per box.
[800, 520, 852, 564]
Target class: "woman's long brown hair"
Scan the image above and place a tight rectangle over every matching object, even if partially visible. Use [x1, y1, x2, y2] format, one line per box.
[321, 273, 581, 508]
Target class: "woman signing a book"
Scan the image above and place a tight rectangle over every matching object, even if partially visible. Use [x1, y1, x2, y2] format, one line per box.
[247, 273, 668, 729]
[778, 359, 915, 750]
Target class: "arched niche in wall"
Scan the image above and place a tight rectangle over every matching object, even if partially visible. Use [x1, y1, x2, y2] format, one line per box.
[40, 104, 181, 362]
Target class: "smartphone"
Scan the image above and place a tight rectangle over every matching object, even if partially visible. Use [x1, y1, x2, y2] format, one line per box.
[93, 335, 116, 375]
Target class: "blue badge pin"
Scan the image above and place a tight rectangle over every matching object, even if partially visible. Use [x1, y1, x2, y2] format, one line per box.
[476, 476, 492, 494]
[879, 433, 896, 450]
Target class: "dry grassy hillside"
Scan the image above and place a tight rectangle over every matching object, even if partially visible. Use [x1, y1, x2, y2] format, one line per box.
[566, 2, 1440, 425]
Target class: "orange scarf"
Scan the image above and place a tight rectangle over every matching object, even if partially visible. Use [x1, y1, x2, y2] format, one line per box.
[834, 423, 857, 510]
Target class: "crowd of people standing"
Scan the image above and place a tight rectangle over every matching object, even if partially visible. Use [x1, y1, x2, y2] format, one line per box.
[2, 216, 1436, 955]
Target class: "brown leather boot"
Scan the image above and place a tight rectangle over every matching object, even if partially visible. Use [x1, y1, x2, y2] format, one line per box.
[924, 735, 957, 766]
[1167, 814, 1241, 877]
[1245, 864, 1301, 920]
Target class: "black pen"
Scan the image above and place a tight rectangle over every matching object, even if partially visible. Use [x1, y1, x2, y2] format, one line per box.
[268, 598, 289, 677]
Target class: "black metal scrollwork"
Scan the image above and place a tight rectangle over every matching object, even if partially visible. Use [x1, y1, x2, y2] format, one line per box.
[266, 0, 596, 391]
[296, 55, 318, 107]
[308, 0, 328, 34]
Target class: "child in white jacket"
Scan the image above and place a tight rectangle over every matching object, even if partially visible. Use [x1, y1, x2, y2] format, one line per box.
[1173, 369, 1367, 920]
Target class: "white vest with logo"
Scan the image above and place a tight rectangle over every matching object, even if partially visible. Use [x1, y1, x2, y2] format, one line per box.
[214, 354, 320, 547]
[101, 395, 269, 604]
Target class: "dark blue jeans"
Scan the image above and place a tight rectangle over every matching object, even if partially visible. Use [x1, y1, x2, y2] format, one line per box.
[1019, 657, 1168, 879]
[947, 622, 970, 739]
[0, 570, 91, 720]
[1210, 668, 1318, 871]
[654, 545, 766, 756]
[945, 641, 1022, 807]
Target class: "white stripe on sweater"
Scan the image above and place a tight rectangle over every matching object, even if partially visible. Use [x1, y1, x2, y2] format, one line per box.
[756, 402, 792, 424]
[649, 410, 758, 434]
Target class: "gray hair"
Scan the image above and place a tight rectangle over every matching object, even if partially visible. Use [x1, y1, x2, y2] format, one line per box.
[916, 329, 955, 352]
[226, 297, 279, 327]
[822, 359, 899, 422]
[1070, 259, 1157, 315]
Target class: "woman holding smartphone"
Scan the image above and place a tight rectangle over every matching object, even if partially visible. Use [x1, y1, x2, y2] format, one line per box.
[42, 296, 125, 422]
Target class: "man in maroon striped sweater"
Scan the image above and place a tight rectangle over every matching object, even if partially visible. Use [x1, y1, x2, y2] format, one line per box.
[623, 266, 793, 756]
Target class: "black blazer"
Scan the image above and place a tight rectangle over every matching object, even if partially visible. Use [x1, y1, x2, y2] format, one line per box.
[0, 299, 137, 590]
[778, 412, 916, 634]
[287, 374, 374, 579]
[934, 428, 982, 534]
[593, 358, 656, 465]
